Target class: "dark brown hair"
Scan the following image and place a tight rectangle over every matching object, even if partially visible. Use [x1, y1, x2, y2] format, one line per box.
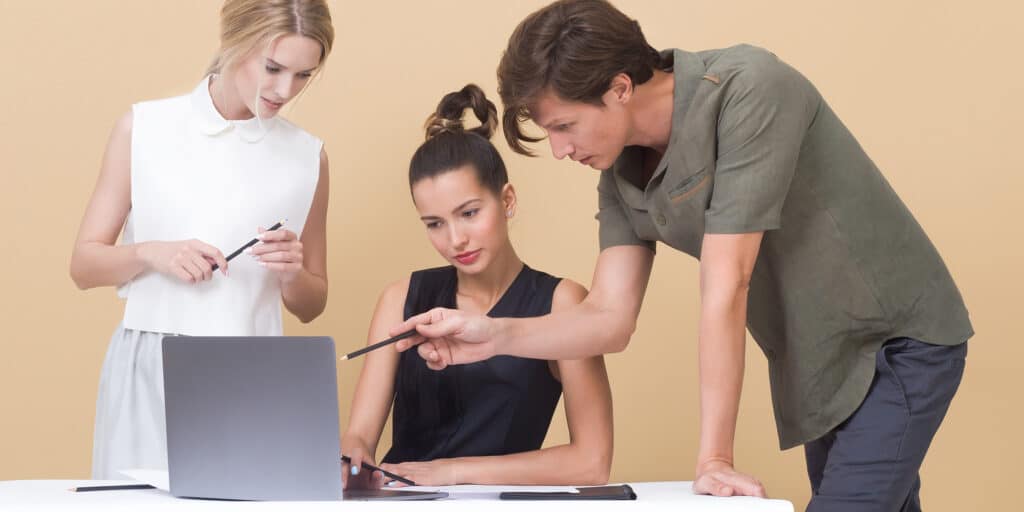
[409, 84, 508, 197]
[497, 0, 666, 155]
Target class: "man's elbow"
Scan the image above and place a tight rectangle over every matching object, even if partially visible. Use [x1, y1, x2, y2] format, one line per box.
[700, 271, 752, 310]
[604, 317, 636, 354]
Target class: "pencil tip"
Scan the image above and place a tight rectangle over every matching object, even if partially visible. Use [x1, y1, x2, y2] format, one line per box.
[339, 355, 348, 361]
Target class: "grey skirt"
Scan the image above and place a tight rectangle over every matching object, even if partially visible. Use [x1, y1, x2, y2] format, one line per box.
[91, 323, 176, 479]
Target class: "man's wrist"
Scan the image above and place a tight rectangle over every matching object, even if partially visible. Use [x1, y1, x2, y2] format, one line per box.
[696, 455, 734, 474]
[490, 317, 512, 356]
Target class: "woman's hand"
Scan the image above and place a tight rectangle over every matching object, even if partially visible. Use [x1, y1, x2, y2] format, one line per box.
[341, 441, 385, 490]
[380, 459, 459, 487]
[249, 226, 304, 283]
[137, 239, 228, 283]
[693, 458, 766, 498]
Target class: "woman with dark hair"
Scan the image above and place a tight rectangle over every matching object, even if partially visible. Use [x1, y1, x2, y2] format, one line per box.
[341, 84, 613, 488]
[393, 1, 972, 510]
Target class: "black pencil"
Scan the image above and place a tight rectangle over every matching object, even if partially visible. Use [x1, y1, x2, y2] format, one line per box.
[340, 329, 418, 361]
[341, 455, 417, 486]
[69, 483, 156, 492]
[212, 219, 285, 271]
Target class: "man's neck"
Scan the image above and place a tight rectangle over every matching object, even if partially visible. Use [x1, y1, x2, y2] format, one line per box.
[626, 69, 675, 155]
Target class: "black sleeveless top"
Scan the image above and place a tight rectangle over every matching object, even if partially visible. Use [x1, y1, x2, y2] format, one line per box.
[382, 264, 563, 463]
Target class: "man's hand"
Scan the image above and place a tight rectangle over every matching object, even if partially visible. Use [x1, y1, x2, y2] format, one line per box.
[693, 458, 766, 498]
[390, 307, 500, 370]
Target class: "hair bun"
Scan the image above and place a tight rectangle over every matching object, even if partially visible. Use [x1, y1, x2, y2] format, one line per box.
[426, 117, 465, 138]
[424, 84, 498, 141]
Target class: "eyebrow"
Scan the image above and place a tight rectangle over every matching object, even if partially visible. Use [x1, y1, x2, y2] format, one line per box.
[266, 58, 318, 74]
[539, 117, 569, 130]
[419, 199, 482, 221]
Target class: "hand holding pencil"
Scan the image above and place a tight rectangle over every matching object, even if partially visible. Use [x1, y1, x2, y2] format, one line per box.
[136, 220, 288, 284]
[341, 439, 418, 489]
[388, 307, 500, 370]
[245, 221, 306, 283]
[137, 239, 230, 284]
[338, 308, 498, 366]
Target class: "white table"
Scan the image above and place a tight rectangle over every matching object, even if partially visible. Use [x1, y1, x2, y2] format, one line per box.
[0, 480, 792, 511]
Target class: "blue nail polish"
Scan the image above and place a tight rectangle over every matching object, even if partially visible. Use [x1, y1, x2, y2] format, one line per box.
[351, 466, 360, 476]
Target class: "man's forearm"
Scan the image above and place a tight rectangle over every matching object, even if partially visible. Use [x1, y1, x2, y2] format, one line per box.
[495, 298, 635, 360]
[696, 286, 749, 468]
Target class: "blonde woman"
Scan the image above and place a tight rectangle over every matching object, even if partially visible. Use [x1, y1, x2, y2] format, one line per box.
[70, 0, 334, 479]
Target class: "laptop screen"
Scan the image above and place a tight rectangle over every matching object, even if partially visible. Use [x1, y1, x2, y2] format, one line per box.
[163, 336, 342, 501]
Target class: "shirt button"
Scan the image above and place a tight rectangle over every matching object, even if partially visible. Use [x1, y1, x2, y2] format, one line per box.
[655, 213, 667, 226]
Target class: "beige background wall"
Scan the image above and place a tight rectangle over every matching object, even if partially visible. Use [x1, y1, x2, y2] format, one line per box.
[1, 1, 1020, 509]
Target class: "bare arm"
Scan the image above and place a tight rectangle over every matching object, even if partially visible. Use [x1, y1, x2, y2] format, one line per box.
[70, 111, 228, 289]
[69, 111, 145, 289]
[693, 232, 766, 498]
[382, 279, 615, 486]
[278, 147, 330, 322]
[340, 278, 406, 489]
[394, 244, 654, 367]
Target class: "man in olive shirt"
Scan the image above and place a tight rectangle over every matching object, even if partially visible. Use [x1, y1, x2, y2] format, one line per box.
[392, 1, 972, 510]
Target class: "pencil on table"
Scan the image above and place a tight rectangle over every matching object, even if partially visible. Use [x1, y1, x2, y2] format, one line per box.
[69, 484, 155, 492]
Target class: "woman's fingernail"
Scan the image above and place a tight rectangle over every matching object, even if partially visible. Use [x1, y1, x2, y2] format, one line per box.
[258, 261, 267, 267]
[351, 466, 360, 476]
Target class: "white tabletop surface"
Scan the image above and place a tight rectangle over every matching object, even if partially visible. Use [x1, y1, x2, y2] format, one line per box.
[0, 480, 792, 511]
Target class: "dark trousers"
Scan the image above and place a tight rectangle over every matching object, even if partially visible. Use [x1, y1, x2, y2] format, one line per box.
[805, 337, 967, 512]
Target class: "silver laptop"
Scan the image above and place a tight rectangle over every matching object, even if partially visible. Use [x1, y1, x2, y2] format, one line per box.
[162, 336, 343, 501]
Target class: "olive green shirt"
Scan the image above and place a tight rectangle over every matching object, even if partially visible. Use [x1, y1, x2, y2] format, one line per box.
[597, 45, 973, 449]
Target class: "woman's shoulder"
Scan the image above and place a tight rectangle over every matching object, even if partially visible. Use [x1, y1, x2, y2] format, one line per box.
[551, 276, 587, 311]
[126, 89, 194, 136]
[131, 88, 192, 115]
[104, 93, 175, 148]
[380, 266, 454, 303]
[411, 265, 456, 280]
[518, 265, 587, 310]
[378, 276, 412, 305]
[273, 115, 323, 148]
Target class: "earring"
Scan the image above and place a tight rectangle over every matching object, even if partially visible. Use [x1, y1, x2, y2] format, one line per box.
[506, 210, 513, 218]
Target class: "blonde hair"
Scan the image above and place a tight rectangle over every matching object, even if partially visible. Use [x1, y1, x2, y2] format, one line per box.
[205, 0, 334, 78]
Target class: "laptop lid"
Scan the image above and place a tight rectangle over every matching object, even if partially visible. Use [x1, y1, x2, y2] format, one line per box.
[162, 336, 342, 501]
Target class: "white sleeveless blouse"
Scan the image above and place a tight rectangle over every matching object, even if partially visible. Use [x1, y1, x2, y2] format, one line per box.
[119, 76, 322, 336]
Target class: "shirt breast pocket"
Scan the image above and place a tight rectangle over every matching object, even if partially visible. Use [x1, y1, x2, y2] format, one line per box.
[666, 166, 712, 205]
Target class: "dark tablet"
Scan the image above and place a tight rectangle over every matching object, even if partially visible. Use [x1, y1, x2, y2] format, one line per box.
[344, 488, 449, 501]
[500, 484, 637, 500]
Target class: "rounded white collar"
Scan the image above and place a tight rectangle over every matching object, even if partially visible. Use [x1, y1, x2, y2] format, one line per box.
[190, 75, 276, 143]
